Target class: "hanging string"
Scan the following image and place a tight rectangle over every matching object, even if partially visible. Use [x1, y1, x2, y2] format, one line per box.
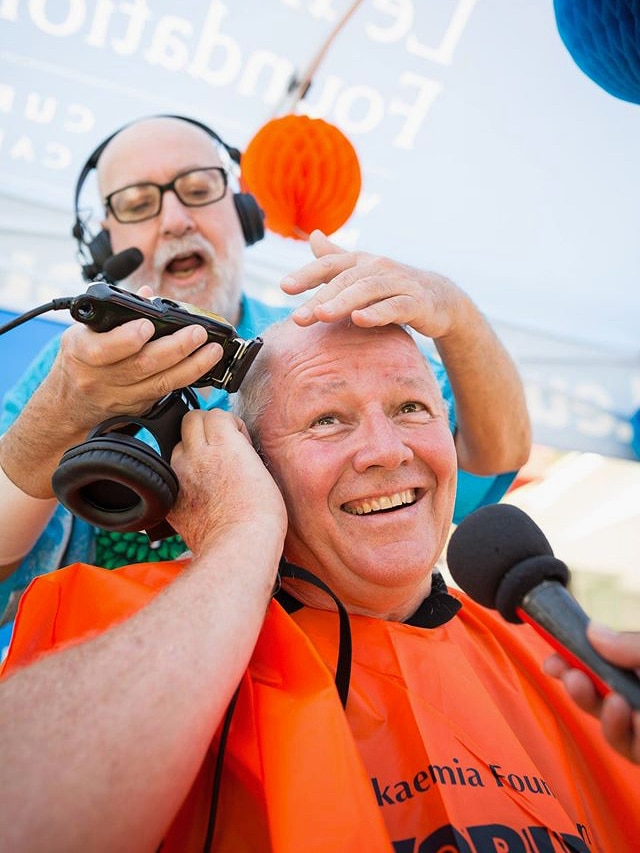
[238, 2, 366, 239]
[271, 0, 367, 117]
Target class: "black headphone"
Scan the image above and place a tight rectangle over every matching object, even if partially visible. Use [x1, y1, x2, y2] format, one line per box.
[72, 114, 265, 281]
[52, 388, 200, 541]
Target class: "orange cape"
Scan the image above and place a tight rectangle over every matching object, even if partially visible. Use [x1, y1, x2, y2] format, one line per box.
[3, 560, 639, 852]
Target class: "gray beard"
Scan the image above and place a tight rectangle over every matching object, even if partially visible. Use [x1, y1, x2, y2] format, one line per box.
[124, 236, 244, 323]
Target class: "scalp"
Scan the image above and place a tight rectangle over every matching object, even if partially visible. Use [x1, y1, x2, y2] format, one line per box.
[97, 117, 222, 194]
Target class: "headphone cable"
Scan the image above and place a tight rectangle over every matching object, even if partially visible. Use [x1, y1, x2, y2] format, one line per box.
[0, 298, 75, 335]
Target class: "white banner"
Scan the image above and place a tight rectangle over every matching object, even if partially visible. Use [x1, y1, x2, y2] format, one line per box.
[1, 0, 639, 459]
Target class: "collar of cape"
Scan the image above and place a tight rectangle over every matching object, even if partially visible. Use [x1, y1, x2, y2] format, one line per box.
[275, 559, 462, 629]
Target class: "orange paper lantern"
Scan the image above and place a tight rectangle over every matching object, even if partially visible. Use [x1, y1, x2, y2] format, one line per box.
[240, 114, 361, 240]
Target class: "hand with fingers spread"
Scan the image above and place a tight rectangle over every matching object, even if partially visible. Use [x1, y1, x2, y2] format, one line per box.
[282, 230, 468, 340]
[544, 623, 640, 764]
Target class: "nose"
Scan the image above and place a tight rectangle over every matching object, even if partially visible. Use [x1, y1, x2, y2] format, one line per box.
[159, 189, 196, 237]
[351, 413, 414, 473]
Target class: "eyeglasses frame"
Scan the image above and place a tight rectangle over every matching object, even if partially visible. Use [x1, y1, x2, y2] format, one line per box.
[103, 166, 229, 224]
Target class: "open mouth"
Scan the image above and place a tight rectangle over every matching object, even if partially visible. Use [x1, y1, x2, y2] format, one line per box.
[165, 252, 204, 278]
[341, 488, 418, 516]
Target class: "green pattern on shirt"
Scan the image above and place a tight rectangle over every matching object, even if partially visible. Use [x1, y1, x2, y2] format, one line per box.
[95, 529, 188, 570]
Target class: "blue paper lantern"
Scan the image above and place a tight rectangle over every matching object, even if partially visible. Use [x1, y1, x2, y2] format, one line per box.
[631, 408, 640, 458]
[554, 0, 640, 104]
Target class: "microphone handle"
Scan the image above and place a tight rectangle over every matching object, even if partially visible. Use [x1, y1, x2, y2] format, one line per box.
[518, 580, 640, 710]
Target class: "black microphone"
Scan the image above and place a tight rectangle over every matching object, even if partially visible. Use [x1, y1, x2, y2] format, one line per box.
[102, 247, 144, 282]
[446, 504, 640, 710]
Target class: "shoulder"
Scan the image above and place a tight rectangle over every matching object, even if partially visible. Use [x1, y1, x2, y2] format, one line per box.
[237, 293, 291, 337]
[0, 334, 63, 431]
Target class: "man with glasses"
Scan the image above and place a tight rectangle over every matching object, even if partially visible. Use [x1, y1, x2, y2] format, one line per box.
[0, 115, 531, 626]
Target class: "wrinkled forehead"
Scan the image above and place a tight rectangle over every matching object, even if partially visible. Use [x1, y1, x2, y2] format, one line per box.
[97, 118, 224, 195]
[268, 320, 438, 394]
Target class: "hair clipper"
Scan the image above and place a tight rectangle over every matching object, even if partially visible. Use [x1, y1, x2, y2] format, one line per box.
[70, 282, 262, 392]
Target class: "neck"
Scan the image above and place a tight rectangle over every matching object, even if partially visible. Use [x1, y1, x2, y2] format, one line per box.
[279, 559, 433, 623]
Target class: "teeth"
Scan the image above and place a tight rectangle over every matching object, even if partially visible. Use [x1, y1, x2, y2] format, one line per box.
[344, 489, 416, 515]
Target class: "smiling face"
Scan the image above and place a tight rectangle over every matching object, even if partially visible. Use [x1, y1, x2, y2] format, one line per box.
[97, 117, 245, 324]
[252, 320, 458, 620]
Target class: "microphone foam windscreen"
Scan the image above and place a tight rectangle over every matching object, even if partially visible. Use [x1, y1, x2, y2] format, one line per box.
[103, 248, 144, 282]
[494, 554, 570, 623]
[446, 504, 556, 608]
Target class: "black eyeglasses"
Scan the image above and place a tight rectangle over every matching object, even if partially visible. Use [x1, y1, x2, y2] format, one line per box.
[104, 167, 229, 223]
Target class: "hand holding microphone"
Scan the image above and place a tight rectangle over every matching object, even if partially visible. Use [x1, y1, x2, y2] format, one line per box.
[446, 504, 640, 762]
[544, 623, 640, 764]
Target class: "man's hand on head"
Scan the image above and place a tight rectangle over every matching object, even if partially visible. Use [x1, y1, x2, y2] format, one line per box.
[168, 409, 287, 557]
[280, 229, 469, 341]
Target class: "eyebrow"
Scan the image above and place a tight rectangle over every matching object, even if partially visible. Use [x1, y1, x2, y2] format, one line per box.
[298, 374, 437, 398]
[106, 163, 221, 192]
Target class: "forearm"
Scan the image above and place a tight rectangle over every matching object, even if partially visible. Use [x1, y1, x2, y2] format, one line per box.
[0, 518, 283, 852]
[0, 368, 99, 499]
[0, 465, 57, 576]
[434, 297, 531, 475]
[0, 368, 80, 573]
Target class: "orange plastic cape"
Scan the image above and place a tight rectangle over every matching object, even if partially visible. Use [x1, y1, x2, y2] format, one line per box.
[3, 560, 640, 852]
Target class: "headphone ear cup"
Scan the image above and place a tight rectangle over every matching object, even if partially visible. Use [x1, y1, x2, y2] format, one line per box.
[233, 192, 265, 246]
[52, 435, 178, 533]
